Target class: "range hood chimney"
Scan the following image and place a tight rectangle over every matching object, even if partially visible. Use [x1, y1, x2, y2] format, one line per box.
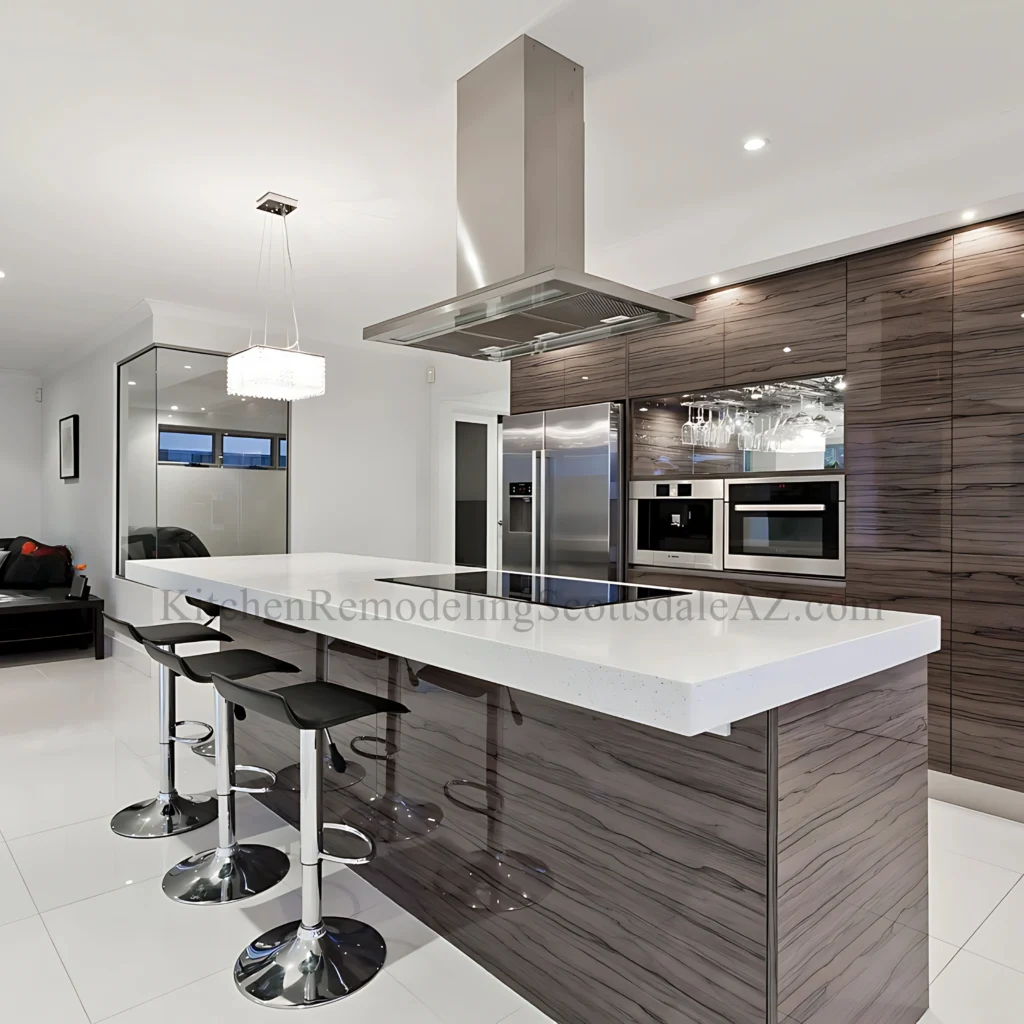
[363, 35, 694, 360]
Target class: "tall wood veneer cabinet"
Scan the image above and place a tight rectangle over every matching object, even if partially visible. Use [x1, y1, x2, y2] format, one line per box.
[509, 339, 626, 413]
[844, 235, 954, 773]
[950, 213, 1024, 789]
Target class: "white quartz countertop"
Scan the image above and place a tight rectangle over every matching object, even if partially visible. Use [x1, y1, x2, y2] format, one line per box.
[126, 552, 940, 738]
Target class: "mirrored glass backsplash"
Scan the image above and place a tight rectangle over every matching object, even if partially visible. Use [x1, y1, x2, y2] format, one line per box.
[631, 375, 845, 478]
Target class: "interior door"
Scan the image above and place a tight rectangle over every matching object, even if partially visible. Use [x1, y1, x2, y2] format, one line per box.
[541, 403, 618, 581]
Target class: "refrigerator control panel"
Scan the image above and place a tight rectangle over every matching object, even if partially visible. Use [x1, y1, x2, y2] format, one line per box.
[508, 482, 533, 497]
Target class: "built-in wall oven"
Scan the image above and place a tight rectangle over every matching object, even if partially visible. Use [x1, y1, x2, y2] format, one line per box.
[724, 475, 845, 577]
[630, 479, 724, 570]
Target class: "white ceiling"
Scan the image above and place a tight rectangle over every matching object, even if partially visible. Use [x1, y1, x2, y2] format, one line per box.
[3, 0, 1024, 373]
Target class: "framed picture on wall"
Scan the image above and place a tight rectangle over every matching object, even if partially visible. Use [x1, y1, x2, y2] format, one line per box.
[59, 414, 79, 480]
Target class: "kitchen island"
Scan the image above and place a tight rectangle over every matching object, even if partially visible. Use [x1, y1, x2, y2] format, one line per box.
[127, 553, 939, 1024]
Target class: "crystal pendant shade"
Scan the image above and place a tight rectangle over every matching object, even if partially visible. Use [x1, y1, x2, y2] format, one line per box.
[226, 345, 326, 401]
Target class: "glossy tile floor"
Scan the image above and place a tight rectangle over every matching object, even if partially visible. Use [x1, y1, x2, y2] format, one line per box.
[0, 650, 1022, 1023]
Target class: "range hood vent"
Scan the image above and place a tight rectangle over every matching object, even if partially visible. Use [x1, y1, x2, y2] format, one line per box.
[364, 36, 693, 361]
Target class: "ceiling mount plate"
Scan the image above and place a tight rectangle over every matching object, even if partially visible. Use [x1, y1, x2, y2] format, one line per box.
[256, 192, 298, 217]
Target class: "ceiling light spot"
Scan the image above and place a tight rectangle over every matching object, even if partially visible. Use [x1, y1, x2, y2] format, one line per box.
[638, 406, 649, 412]
[127, 381, 137, 386]
[201, 407, 206, 411]
[170, 405, 178, 411]
[581, 376, 589, 380]
[184, 364, 192, 369]
[744, 137, 768, 152]
[709, 275, 721, 285]
[961, 209, 977, 222]
[0, 270, 6, 279]
[783, 346, 792, 353]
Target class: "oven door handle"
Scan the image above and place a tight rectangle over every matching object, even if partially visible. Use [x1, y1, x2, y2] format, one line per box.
[732, 503, 827, 512]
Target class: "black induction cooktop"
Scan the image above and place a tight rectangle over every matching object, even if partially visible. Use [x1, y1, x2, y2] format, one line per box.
[377, 570, 690, 608]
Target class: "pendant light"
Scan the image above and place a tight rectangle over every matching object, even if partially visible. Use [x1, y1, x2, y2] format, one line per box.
[226, 192, 326, 401]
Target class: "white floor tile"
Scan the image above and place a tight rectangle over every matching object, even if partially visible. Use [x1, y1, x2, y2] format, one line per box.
[0, 914, 89, 1022]
[965, 877, 1024, 972]
[42, 852, 388, 1021]
[929, 949, 1024, 1023]
[0, 840, 36, 926]
[931, 799, 1024, 874]
[498, 1005, 559, 1024]
[7, 797, 287, 913]
[931, 936, 960, 983]
[387, 931, 528, 1024]
[929, 847, 1020, 946]
[105, 962, 447, 1022]
[0, 736, 156, 840]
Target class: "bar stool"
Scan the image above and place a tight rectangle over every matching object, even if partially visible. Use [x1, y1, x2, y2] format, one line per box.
[105, 612, 231, 839]
[140, 639, 301, 905]
[211, 671, 408, 1008]
[183, 596, 228, 761]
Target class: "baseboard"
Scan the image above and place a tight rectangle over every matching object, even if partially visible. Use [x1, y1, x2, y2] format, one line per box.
[929, 769, 1024, 825]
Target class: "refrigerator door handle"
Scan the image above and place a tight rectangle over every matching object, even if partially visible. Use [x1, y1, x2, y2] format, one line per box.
[531, 450, 540, 576]
[538, 450, 548, 577]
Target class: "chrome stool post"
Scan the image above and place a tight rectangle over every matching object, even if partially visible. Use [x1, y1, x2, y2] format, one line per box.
[111, 644, 218, 839]
[234, 726, 386, 1008]
[162, 690, 290, 905]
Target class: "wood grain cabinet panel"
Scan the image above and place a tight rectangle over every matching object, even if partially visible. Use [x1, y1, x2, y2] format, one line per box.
[562, 338, 626, 405]
[509, 350, 565, 414]
[722, 263, 847, 384]
[951, 214, 1024, 790]
[844, 236, 953, 773]
[628, 293, 725, 396]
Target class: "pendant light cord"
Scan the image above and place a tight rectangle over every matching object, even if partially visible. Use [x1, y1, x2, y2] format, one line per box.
[281, 211, 301, 351]
[248, 213, 269, 350]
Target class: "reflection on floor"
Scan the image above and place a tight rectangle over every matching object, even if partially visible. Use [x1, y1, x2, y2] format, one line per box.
[0, 649, 1021, 1022]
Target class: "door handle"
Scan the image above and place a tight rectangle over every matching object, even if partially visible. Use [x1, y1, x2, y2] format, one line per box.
[531, 451, 540, 576]
[733, 504, 826, 512]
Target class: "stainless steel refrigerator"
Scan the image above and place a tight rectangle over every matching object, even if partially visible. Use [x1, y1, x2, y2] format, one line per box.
[500, 403, 624, 582]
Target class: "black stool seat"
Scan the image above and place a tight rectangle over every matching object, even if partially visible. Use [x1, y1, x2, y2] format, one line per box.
[141, 639, 300, 684]
[104, 612, 231, 647]
[212, 676, 408, 731]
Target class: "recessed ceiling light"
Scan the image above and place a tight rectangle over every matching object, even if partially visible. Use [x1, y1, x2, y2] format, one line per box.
[170, 405, 178, 411]
[744, 137, 768, 152]
[241, 398, 246, 402]
[709, 275, 721, 285]
[201, 406, 206, 411]
[0, 270, 6, 279]
[127, 381, 137, 386]
[783, 346, 792, 353]
[166, 414, 173, 419]
[183, 364, 192, 370]
[961, 209, 977, 222]
[638, 406, 649, 412]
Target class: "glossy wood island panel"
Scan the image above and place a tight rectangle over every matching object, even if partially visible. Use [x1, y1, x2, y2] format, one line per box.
[220, 611, 929, 1024]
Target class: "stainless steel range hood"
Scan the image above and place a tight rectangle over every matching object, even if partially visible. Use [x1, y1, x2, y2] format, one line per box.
[363, 36, 694, 360]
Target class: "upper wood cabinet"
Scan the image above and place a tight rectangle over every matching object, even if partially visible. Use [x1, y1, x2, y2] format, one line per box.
[509, 350, 565, 414]
[721, 263, 847, 383]
[627, 294, 725, 397]
[563, 338, 626, 406]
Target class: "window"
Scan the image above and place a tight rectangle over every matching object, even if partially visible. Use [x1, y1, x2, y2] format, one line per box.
[279, 438, 287, 469]
[223, 435, 273, 468]
[159, 430, 214, 465]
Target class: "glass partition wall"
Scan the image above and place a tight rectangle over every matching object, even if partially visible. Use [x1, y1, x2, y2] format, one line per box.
[117, 346, 289, 575]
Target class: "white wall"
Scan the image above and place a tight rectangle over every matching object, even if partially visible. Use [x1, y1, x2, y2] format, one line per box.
[0, 372, 43, 539]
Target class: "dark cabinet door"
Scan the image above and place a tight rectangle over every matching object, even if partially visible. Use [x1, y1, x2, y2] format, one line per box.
[627, 293, 725, 396]
[563, 338, 626, 405]
[950, 213, 1024, 790]
[509, 350, 565, 414]
[722, 263, 847, 383]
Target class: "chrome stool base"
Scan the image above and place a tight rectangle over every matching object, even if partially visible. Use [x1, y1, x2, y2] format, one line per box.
[191, 738, 216, 760]
[343, 794, 443, 844]
[277, 756, 366, 793]
[162, 844, 290, 905]
[234, 917, 387, 1008]
[110, 793, 217, 839]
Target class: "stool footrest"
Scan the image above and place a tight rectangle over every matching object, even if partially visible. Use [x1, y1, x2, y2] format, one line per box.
[231, 765, 277, 795]
[320, 821, 375, 866]
[172, 720, 214, 746]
